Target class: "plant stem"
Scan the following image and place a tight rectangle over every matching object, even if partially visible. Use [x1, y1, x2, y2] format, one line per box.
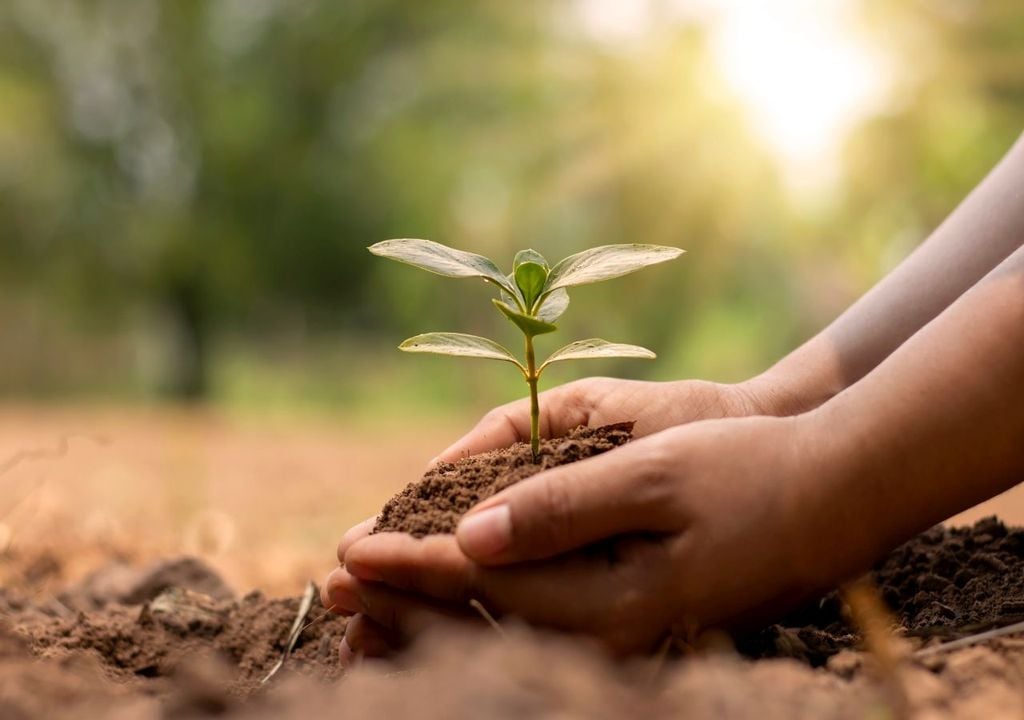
[524, 334, 540, 462]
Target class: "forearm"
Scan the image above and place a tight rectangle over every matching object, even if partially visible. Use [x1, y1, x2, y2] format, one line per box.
[801, 243, 1024, 583]
[748, 132, 1024, 416]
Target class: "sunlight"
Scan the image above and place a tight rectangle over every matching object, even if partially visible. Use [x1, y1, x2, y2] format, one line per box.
[573, 0, 891, 194]
[706, 0, 889, 191]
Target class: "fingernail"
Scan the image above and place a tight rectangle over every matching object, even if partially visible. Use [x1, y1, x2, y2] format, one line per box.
[457, 504, 511, 558]
[339, 637, 357, 668]
[345, 560, 383, 582]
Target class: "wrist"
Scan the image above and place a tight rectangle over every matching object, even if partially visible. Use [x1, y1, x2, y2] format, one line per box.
[738, 339, 848, 417]
[771, 410, 865, 596]
[782, 404, 899, 594]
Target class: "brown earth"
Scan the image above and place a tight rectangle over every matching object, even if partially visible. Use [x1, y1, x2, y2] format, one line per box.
[7, 415, 1024, 718]
[6, 520, 1024, 718]
[3, 557, 347, 699]
[374, 422, 633, 536]
[741, 516, 1024, 665]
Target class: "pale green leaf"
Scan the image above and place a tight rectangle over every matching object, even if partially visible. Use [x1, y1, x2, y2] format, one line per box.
[539, 338, 655, 374]
[515, 261, 547, 309]
[399, 333, 525, 373]
[543, 244, 684, 294]
[514, 248, 548, 271]
[369, 239, 516, 296]
[536, 287, 569, 323]
[492, 299, 558, 337]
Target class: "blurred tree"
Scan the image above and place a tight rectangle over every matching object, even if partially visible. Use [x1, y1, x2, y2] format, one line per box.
[1, 0, 1020, 406]
[0, 0, 780, 399]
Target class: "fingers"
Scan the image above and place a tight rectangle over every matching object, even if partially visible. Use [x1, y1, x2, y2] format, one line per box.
[336, 516, 377, 564]
[432, 383, 592, 465]
[342, 531, 674, 653]
[455, 433, 680, 564]
[340, 614, 398, 666]
[344, 533, 478, 599]
[325, 556, 478, 638]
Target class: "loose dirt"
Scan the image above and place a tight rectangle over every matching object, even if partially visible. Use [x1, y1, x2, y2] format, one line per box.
[374, 422, 633, 536]
[4, 557, 346, 701]
[6, 420, 1024, 718]
[740, 517, 1024, 665]
[8, 520, 1024, 718]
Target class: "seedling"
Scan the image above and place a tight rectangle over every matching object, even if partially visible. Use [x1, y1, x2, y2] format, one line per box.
[368, 239, 684, 461]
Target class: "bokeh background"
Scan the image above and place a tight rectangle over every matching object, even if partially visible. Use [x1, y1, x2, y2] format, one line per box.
[2, 0, 1023, 594]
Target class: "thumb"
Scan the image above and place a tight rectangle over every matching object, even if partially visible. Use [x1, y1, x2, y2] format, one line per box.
[430, 382, 593, 466]
[430, 398, 533, 467]
[455, 434, 678, 565]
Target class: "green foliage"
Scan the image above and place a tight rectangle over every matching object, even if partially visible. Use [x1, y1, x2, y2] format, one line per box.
[539, 339, 656, 373]
[369, 238, 682, 459]
[399, 332, 525, 372]
[1, 0, 1022, 407]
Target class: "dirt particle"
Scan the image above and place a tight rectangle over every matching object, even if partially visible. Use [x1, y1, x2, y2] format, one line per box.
[973, 553, 1008, 573]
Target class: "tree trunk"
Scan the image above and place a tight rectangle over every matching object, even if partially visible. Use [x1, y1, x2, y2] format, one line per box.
[166, 279, 208, 401]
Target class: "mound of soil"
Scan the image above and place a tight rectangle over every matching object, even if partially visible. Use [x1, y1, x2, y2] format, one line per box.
[3, 556, 346, 703]
[6, 519, 1024, 717]
[8, 417, 1024, 720]
[375, 422, 633, 536]
[742, 517, 1024, 665]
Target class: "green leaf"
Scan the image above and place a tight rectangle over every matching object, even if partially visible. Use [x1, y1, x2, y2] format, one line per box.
[514, 249, 548, 271]
[369, 239, 516, 297]
[399, 333, 525, 374]
[539, 338, 655, 374]
[492, 299, 558, 337]
[514, 261, 548, 309]
[543, 244, 684, 294]
[536, 287, 569, 323]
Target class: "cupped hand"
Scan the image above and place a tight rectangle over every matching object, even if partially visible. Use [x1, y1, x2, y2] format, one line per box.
[428, 376, 779, 465]
[322, 376, 772, 661]
[325, 413, 849, 657]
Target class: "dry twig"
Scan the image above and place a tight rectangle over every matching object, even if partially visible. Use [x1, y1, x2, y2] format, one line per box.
[469, 598, 507, 639]
[915, 619, 1024, 657]
[261, 581, 317, 684]
[842, 577, 910, 720]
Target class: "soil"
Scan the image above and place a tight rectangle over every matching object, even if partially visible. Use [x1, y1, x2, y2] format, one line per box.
[3, 556, 346, 702]
[6, 417, 1024, 718]
[739, 516, 1024, 665]
[7, 520, 1024, 717]
[374, 422, 634, 536]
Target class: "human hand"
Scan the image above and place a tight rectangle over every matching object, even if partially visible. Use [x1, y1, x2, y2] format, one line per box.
[321, 375, 787, 662]
[427, 375, 781, 465]
[325, 413, 850, 657]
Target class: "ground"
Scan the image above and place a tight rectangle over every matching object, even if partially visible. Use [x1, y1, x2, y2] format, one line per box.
[0, 405, 456, 595]
[4, 406, 1024, 719]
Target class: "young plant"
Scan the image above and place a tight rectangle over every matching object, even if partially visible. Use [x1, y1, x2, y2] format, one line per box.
[368, 239, 684, 461]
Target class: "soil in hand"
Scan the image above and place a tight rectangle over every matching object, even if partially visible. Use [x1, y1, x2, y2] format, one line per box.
[374, 422, 634, 536]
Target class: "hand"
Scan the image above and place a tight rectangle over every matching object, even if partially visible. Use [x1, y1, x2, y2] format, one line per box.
[325, 413, 849, 656]
[427, 375, 780, 465]
[322, 375, 794, 662]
